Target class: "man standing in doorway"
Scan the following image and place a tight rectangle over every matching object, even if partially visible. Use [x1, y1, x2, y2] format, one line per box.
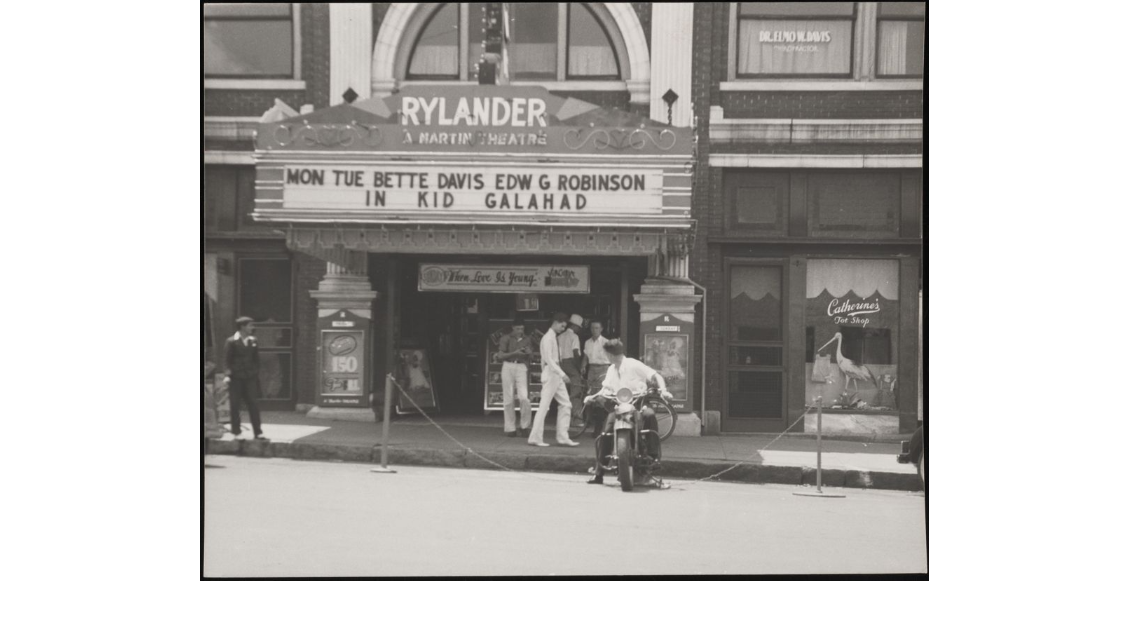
[582, 319, 611, 432]
[223, 316, 267, 440]
[558, 314, 584, 423]
[530, 312, 580, 447]
[496, 318, 533, 437]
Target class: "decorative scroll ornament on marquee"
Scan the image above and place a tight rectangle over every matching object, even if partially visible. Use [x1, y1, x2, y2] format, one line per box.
[563, 126, 677, 151]
[272, 120, 384, 148]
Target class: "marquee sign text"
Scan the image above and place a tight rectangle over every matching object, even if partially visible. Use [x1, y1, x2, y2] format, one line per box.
[280, 165, 663, 215]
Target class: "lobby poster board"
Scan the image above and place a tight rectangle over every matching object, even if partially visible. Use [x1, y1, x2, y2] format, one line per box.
[394, 348, 439, 414]
[484, 319, 548, 411]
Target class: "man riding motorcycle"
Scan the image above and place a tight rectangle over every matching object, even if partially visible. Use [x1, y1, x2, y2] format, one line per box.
[583, 338, 673, 486]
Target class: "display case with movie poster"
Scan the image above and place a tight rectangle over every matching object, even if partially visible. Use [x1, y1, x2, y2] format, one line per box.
[483, 319, 549, 411]
[394, 348, 439, 414]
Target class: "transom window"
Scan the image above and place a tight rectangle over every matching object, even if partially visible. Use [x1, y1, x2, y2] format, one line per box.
[404, 3, 622, 82]
[204, 3, 295, 78]
[736, 2, 856, 78]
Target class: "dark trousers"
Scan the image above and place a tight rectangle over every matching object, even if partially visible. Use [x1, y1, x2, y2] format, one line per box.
[591, 396, 661, 476]
[907, 423, 925, 462]
[229, 377, 263, 435]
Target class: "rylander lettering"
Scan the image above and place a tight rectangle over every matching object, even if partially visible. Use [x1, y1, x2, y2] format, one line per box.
[401, 96, 548, 127]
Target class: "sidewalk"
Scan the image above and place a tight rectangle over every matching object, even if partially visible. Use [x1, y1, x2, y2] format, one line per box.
[205, 411, 923, 492]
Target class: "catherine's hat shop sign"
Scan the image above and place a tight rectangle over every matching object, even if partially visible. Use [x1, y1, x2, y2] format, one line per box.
[418, 263, 589, 294]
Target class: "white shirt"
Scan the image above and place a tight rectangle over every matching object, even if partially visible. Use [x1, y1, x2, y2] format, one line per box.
[540, 330, 566, 379]
[557, 328, 580, 362]
[599, 358, 658, 396]
[584, 335, 610, 365]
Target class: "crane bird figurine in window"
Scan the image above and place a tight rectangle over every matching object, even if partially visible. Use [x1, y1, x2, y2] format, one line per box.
[818, 332, 877, 395]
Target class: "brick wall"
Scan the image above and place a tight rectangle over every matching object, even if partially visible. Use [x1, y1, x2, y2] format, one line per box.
[293, 251, 324, 406]
[689, 3, 725, 414]
[689, 3, 924, 426]
[203, 3, 331, 117]
[712, 142, 924, 156]
[720, 91, 924, 119]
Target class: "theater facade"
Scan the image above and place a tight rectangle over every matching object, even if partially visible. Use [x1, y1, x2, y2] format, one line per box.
[251, 85, 704, 426]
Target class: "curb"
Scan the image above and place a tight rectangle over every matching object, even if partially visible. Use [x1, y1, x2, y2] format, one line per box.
[205, 439, 923, 492]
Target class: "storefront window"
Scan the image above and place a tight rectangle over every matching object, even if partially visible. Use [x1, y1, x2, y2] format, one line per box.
[877, 2, 925, 77]
[805, 259, 899, 411]
[238, 258, 294, 401]
[736, 2, 855, 77]
[204, 3, 294, 78]
[807, 171, 902, 236]
[408, 3, 460, 79]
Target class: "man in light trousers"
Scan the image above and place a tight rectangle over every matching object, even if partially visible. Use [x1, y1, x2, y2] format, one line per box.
[496, 319, 533, 436]
[529, 312, 580, 447]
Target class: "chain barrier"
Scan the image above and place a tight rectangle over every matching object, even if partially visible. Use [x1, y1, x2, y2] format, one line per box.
[390, 375, 816, 490]
[389, 376, 585, 485]
[668, 405, 814, 489]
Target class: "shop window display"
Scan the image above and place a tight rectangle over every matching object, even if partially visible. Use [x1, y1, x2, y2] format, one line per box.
[805, 259, 898, 411]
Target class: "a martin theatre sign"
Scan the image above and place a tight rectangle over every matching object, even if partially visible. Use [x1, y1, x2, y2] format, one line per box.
[252, 86, 693, 229]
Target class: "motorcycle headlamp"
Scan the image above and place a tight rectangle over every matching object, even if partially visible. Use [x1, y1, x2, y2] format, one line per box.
[615, 387, 633, 404]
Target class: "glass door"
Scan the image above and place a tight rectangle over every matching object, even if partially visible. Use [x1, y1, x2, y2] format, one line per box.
[723, 261, 787, 432]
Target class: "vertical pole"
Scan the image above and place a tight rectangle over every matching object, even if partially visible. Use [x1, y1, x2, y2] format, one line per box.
[372, 372, 396, 474]
[381, 373, 392, 467]
[816, 396, 823, 493]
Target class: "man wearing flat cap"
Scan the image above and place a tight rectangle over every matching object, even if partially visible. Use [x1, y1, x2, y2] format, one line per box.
[223, 316, 266, 440]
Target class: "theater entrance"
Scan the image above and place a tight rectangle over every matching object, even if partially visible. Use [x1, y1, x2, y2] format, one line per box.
[392, 256, 644, 417]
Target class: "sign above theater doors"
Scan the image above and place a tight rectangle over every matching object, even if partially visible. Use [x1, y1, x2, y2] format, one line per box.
[253, 85, 693, 228]
[418, 263, 590, 294]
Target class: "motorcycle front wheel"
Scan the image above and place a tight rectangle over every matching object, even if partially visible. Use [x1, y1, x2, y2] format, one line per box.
[616, 430, 634, 492]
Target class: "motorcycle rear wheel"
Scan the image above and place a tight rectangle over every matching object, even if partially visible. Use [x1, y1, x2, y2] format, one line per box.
[616, 430, 634, 492]
[649, 399, 678, 442]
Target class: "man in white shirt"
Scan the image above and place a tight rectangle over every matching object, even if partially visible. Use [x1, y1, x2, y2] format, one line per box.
[583, 338, 672, 484]
[581, 319, 611, 431]
[529, 312, 581, 447]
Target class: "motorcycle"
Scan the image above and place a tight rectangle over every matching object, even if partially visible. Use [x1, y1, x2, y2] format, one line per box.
[595, 385, 668, 491]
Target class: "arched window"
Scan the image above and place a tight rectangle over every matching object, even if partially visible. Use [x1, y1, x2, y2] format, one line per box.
[401, 3, 623, 82]
[407, 3, 461, 79]
[567, 3, 620, 79]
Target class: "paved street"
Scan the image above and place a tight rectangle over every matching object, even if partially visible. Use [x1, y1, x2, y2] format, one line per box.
[203, 455, 927, 577]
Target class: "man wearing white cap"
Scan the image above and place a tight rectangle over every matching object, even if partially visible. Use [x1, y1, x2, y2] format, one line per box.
[529, 313, 580, 447]
[558, 313, 585, 422]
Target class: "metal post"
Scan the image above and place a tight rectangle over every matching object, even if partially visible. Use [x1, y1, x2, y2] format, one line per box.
[371, 373, 396, 474]
[816, 396, 823, 493]
[794, 395, 843, 498]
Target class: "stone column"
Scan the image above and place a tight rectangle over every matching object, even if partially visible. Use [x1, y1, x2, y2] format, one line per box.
[307, 255, 379, 421]
[634, 278, 704, 436]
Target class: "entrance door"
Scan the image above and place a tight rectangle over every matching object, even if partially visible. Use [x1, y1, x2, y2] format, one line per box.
[723, 261, 787, 432]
